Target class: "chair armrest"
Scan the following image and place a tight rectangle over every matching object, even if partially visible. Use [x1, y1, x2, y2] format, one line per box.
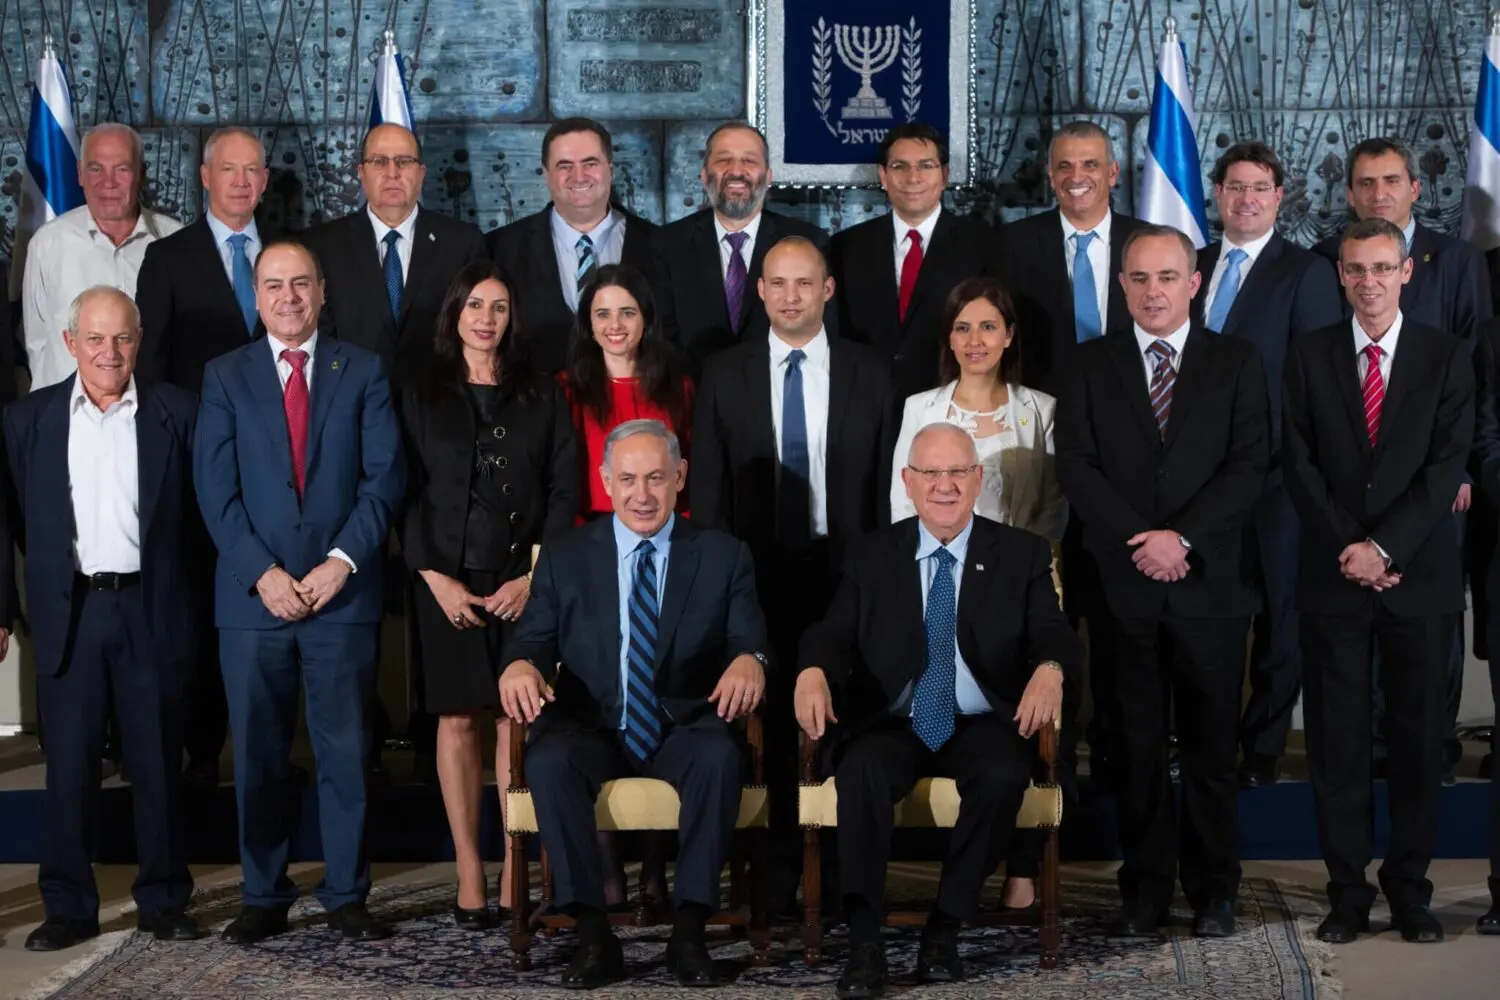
[509, 717, 529, 788]
[745, 709, 765, 785]
[800, 731, 820, 784]
[1038, 716, 1058, 786]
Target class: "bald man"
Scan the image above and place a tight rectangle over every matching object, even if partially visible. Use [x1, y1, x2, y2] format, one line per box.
[6, 286, 203, 951]
[690, 234, 896, 909]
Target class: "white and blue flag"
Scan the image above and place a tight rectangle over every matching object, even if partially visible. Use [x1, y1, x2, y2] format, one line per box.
[369, 29, 415, 131]
[1462, 12, 1500, 250]
[12, 34, 84, 298]
[1138, 18, 1210, 248]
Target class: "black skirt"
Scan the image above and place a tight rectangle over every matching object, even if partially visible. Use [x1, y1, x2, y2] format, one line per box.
[413, 568, 514, 715]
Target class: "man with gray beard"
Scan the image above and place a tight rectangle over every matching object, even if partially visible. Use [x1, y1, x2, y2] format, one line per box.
[651, 122, 833, 374]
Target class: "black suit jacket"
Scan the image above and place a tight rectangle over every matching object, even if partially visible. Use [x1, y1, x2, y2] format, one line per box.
[829, 210, 1003, 399]
[999, 208, 1143, 397]
[652, 209, 833, 374]
[1284, 320, 1474, 615]
[0, 263, 17, 405]
[503, 515, 770, 734]
[136, 217, 269, 393]
[303, 206, 486, 383]
[3, 377, 201, 675]
[1055, 328, 1271, 619]
[1191, 233, 1344, 450]
[487, 205, 658, 375]
[1314, 222, 1493, 341]
[799, 516, 1082, 739]
[400, 379, 578, 583]
[689, 335, 896, 577]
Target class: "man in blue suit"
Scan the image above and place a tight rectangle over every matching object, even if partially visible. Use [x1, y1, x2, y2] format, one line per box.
[194, 240, 405, 944]
[5, 286, 202, 951]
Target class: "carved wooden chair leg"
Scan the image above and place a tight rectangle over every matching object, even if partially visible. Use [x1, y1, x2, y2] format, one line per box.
[540, 848, 559, 937]
[802, 825, 824, 965]
[748, 827, 772, 965]
[1040, 824, 1060, 969]
[508, 830, 532, 970]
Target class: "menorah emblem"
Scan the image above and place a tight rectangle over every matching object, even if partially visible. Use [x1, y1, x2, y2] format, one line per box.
[834, 24, 900, 120]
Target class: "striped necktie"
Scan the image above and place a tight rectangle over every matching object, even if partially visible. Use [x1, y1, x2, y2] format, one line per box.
[1361, 343, 1385, 448]
[1147, 340, 1177, 438]
[576, 234, 597, 294]
[623, 539, 666, 763]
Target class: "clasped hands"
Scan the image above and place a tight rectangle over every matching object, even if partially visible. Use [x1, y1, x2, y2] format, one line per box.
[1128, 529, 1189, 582]
[794, 664, 1062, 741]
[1340, 540, 1400, 591]
[256, 558, 351, 621]
[496, 653, 766, 726]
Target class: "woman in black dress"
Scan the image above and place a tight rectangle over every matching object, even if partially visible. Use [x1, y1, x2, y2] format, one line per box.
[401, 260, 578, 928]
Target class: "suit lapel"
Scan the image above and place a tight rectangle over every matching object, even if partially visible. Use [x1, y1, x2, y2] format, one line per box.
[620, 212, 654, 271]
[1330, 330, 1372, 459]
[242, 342, 295, 476]
[1104, 215, 1133, 332]
[895, 522, 925, 667]
[955, 520, 993, 660]
[655, 521, 699, 669]
[1192, 242, 1222, 328]
[743, 213, 780, 330]
[529, 207, 570, 314]
[693, 213, 733, 328]
[135, 387, 170, 542]
[192, 219, 251, 339]
[38, 382, 77, 549]
[743, 338, 776, 458]
[590, 520, 622, 682]
[305, 339, 348, 475]
[1162, 328, 1210, 449]
[1106, 333, 1161, 442]
[397, 209, 437, 332]
[1223, 234, 1284, 336]
[825, 339, 856, 513]
[1039, 210, 1073, 332]
[1374, 328, 1424, 461]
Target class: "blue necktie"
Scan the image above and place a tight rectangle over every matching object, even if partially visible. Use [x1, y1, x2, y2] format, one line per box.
[778, 348, 811, 545]
[228, 233, 257, 335]
[1072, 231, 1102, 342]
[911, 547, 958, 752]
[382, 230, 404, 322]
[576, 233, 597, 293]
[1207, 247, 1247, 332]
[623, 539, 665, 763]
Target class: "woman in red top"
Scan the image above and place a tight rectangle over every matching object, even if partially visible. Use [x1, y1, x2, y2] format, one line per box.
[560, 264, 693, 520]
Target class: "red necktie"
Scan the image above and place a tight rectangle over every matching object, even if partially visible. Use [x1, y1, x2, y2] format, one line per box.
[898, 229, 924, 321]
[282, 349, 310, 496]
[1361, 343, 1385, 448]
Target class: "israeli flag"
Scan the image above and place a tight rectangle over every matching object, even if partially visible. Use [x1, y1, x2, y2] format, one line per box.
[1462, 13, 1500, 250]
[1138, 19, 1210, 248]
[369, 29, 415, 130]
[15, 36, 84, 271]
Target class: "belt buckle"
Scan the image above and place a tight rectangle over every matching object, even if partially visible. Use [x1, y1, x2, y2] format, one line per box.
[93, 572, 120, 591]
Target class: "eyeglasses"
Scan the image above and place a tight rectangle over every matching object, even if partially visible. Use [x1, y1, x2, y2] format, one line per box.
[1220, 181, 1276, 196]
[886, 160, 943, 176]
[362, 155, 422, 171]
[908, 464, 979, 484]
[1341, 262, 1402, 279]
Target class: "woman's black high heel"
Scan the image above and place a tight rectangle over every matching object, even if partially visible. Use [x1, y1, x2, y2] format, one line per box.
[452, 901, 492, 930]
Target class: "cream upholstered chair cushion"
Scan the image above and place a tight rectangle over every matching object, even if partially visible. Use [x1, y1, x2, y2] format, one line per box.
[507, 779, 769, 835]
[797, 777, 1062, 830]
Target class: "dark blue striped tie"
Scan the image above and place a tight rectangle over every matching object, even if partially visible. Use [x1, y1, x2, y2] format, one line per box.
[624, 539, 665, 763]
[382, 230, 403, 321]
[1146, 340, 1177, 438]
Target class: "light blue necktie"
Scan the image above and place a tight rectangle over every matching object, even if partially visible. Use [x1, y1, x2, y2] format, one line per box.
[911, 547, 958, 752]
[1207, 247, 1247, 332]
[1071, 231, 1102, 342]
[623, 539, 665, 763]
[576, 233, 597, 292]
[382, 230, 404, 321]
[778, 348, 811, 545]
[228, 233, 257, 335]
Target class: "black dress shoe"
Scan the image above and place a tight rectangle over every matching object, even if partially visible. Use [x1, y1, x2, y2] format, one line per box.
[1238, 756, 1279, 789]
[1109, 900, 1168, 938]
[916, 920, 965, 983]
[1394, 905, 1443, 943]
[137, 909, 203, 941]
[327, 902, 392, 941]
[664, 934, 721, 986]
[452, 901, 491, 931]
[836, 941, 888, 1000]
[1314, 906, 1369, 944]
[560, 934, 626, 990]
[1191, 899, 1235, 938]
[222, 906, 290, 944]
[24, 917, 100, 951]
[1477, 902, 1500, 935]
[182, 758, 221, 791]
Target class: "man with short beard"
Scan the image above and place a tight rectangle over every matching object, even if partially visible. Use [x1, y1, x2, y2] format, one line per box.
[652, 122, 832, 373]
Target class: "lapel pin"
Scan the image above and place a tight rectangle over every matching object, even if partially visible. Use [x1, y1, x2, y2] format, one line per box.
[1423, 253, 1432, 262]
[975, 563, 985, 571]
[330, 359, 341, 370]
[428, 232, 436, 242]
[1020, 417, 1029, 426]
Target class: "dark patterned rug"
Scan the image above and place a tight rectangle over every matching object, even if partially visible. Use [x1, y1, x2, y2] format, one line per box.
[19, 872, 1339, 999]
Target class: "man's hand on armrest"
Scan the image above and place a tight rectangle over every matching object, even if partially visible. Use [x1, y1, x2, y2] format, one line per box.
[794, 667, 838, 741]
[498, 660, 553, 725]
[709, 653, 766, 722]
[1015, 661, 1064, 738]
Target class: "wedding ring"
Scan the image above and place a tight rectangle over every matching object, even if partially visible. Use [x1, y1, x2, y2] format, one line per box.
[453, 614, 463, 624]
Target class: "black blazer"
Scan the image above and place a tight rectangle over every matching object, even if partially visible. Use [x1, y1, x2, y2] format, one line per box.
[799, 516, 1082, 739]
[1055, 328, 1271, 619]
[1284, 320, 1474, 615]
[0, 264, 17, 405]
[0, 436, 15, 629]
[503, 515, 770, 735]
[400, 379, 578, 583]
[651, 209, 833, 374]
[1191, 233, 1344, 450]
[303, 206, 487, 383]
[998, 208, 1143, 397]
[1314, 222, 1493, 341]
[3, 377, 201, 675]
[829, 210, 1003, 400]
[487, 205, 658, 375]
[689, 335, 896, 576]
[1473, 318, 1500, 500]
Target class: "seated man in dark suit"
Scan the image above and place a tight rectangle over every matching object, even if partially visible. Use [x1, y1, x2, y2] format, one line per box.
[1057, 225, 1270, 940]
[794, 421, 1079, 998]
[5, 286, 202, 951]
[500, 418, 770, 989]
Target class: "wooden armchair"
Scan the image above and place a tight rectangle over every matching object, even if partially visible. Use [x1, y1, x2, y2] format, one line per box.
[503, 706, 774, 970]
[797, 717, 1064, 968]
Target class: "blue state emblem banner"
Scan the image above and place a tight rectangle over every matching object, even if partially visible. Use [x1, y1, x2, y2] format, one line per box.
[748, 0, 973, 186]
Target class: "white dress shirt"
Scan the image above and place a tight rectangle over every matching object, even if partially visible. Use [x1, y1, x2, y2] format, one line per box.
[550, 206, 625, 311]
[714, 212, 763, 282]
[22, 205, 184, 389]
[1060, 210, 1113, 328]
[893, 206, 942, 284]
[69, 375, 141, 574]
[1133, 320, 1192, 388]
[368, 206, 418, 284]
[1203, 227, 1276, 314]
[769, 327, 831, 538]
[265, 331, 357, 573]
[206, 211, 261, 284]
[1353, 310, 1403, 385]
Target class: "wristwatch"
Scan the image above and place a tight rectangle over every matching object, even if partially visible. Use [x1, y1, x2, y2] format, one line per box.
[740, 651, 771, 670]
[1177, 533, 1193, 551]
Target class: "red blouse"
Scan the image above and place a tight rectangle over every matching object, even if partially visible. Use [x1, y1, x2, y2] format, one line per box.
[559, 374, 694, 517]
